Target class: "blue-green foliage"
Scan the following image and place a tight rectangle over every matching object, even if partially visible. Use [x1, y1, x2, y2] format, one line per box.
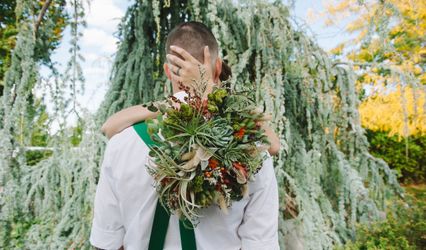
[0, 0, 403, 249]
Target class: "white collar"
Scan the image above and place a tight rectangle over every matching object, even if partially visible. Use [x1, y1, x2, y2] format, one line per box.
[173, 91, 188, 103]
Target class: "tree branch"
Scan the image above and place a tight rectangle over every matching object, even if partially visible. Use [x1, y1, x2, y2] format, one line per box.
[34, 0, 53, 33]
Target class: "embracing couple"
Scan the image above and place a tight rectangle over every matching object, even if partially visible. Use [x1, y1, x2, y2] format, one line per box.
[90, 21, 280, 250]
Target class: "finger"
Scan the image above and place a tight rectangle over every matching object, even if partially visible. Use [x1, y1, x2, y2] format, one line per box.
[168, 63, 181, 75]
[170, 45, 200, 63]
[167, 54, 186, 68]
[204, 46, 212, 68]
[170, 71, 184, 83]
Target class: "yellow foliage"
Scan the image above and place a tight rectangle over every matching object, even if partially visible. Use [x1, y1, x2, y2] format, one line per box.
[324, 0, 425, 137]
[420, 74, 426, 85]
[324, 0, 358, 15]
[359, 86, 426, 138]
[330, 43, 345, 55]
[345, 18, 365, 32]
[325, 0, 425, 64]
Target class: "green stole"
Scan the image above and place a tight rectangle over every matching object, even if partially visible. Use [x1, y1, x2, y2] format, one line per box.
[133, 121, 197, 250]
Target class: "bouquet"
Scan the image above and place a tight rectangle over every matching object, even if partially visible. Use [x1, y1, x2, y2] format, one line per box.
[144, 74, 271, 225]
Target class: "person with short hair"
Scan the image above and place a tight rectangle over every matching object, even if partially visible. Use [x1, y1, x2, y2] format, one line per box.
[90, 21, 280, 250]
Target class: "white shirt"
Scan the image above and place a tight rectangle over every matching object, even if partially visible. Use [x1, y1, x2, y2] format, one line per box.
[90, 93, 279, 250]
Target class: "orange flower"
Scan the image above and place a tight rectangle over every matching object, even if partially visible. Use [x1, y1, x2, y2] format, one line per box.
[234, 127, 246, 139]
[232, 162, 248, 184]
[202, 99, 209, 111]
[208, 158, 219, 169]
[232, 162, 244, 170]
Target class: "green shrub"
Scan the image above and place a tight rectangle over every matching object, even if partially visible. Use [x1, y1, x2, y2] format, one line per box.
[365, 129, 426, 184]
[339, 185, 426, 250]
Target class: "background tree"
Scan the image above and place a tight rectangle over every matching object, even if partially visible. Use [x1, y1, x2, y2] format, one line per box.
[0, 0, 86, 248]
[323, 0, 426, 184]
[323, 0, 425, 132]
[325, 0, 425, 88]
[359, 85, 425, 183]
[0, 0, 68, 95]
[0, 0, 403, 249]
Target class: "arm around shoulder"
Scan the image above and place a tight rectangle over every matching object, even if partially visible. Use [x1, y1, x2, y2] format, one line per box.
[263, 123, 281, 156]
[101, 105, 159, 139]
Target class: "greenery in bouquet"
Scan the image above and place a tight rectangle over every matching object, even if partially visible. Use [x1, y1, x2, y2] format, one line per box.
[143, 75, 271, 225]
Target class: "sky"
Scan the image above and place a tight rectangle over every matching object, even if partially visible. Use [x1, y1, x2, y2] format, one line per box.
[40, 0, 350, 129]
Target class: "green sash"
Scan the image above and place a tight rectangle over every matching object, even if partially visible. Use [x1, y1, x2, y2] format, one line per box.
[133, 121, 197, 250]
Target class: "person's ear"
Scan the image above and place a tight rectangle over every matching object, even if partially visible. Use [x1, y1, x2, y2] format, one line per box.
[164, 62, 172, 80]
[213, 58, 222, 83]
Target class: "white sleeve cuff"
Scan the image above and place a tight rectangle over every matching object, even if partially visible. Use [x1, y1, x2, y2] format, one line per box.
[90, 223, 124, 250]
[241, 237, 280, 250]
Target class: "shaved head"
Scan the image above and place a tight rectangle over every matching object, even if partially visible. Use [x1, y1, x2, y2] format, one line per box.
[165, 21, 219, 63]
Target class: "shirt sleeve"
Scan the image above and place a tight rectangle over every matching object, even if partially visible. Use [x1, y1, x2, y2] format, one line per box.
[90, 140, 125, 250]
[238, 153, 280, 250]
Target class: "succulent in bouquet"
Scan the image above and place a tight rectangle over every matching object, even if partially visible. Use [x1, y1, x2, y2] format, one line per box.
[143, 72, 271, 225]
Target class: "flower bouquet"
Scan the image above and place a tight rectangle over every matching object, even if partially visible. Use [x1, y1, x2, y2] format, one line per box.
[144, 75, 271, 225]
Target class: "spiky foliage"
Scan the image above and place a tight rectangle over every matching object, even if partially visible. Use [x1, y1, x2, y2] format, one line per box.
[0, 0, 92, 248]
[146, 85, 269, 224]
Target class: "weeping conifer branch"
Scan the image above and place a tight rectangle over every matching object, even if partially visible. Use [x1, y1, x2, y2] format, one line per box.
[0, 0, 402, 249]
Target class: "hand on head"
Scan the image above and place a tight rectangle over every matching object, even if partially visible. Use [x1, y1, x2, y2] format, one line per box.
[164, 45, 222, 96]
